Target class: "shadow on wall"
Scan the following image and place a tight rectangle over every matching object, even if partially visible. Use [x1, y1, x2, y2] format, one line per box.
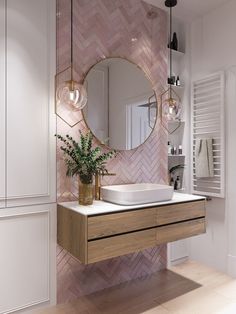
[57, 245, 167, 303]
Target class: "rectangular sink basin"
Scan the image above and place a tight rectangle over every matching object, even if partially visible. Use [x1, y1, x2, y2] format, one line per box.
[101, 183, 174, 205]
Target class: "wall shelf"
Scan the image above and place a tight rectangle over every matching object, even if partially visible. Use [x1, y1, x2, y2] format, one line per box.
[167, 20, 189, 267]
[168, 155, 185, 158]
[171, 84, 184, 90]
[176, 188, 186, 193]
[168, 48, 185, 59]
[168, 85, 185, 96]
[168, 49, 185, 89]
[168, 120, 185, 124]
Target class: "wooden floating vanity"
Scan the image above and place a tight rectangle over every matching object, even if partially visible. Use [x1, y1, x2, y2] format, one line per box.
[58, 193, 206, 264]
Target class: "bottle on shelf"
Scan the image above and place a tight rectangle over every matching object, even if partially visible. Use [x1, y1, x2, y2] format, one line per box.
[174, 176, 181, 190]
[170, 177, 175, 188]
[170, 32, 178, 51]
[168, 76, 175, 85]
[178, 145, 183, 155]
[168, 141, 172, 155]
[176, 76, 181, 86]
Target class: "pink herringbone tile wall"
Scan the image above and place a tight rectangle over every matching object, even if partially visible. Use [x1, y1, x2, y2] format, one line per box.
[56, 0, 168, 304]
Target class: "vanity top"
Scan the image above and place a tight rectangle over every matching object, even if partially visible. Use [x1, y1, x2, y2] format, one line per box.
[59, 193, 205, 216]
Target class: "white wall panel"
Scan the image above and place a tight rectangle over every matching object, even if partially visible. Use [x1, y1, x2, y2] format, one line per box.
[6, 0, 56, 206]
[0, 204, 56, 314]
[0, 0, 5, 208]
[0, 1, 57, 312]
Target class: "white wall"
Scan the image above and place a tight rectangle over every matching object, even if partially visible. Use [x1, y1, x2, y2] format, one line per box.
[189, 0, 236, 274]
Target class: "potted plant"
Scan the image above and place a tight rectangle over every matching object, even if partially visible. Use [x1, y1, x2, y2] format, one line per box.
[56, 131, 116, 205]
[168, 164, 185, 185]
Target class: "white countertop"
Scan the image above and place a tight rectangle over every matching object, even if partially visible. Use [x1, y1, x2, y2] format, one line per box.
[58, 193, 205, 216]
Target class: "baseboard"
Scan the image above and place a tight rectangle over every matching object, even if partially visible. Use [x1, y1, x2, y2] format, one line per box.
[169, 256, 189, 267]
[228, 255, 236, 277]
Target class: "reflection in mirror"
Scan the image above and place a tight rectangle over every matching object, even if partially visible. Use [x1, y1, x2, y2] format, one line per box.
[83, 58, 157, 151]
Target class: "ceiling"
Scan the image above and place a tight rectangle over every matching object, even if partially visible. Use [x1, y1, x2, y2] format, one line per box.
[144, 0, 231, 22]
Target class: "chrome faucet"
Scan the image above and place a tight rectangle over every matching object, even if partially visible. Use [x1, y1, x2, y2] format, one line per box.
[95, 172, 116, 200]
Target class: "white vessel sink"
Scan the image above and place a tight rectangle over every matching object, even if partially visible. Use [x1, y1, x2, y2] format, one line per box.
[101, 183, 174, 205]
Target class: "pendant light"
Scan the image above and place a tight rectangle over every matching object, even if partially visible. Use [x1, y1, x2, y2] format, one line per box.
[161, 0, 181, 126]
[56, 0, 87, 110]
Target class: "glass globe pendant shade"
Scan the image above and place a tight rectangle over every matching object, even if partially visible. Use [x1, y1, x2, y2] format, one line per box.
[163, 96, 181, 121]
[56, 80, 87, 110]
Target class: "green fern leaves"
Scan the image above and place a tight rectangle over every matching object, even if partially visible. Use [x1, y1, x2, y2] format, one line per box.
[56, 131, 116, 184]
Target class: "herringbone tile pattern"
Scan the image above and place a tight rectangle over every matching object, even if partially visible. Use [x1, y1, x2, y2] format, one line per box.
[56, 0, 168, 200]
[56, 0, 168, 304]
[57, 245, 167, 303]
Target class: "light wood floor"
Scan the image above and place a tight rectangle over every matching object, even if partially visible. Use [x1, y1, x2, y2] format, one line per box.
[35, 261, 236, 314]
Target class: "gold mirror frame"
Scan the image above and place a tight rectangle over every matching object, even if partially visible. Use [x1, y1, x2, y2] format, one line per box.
[82, 56, 159, 152]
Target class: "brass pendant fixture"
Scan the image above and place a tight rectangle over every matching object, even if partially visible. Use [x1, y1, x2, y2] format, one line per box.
[55, 0, 87, 127]
[161, 0, 181, 132]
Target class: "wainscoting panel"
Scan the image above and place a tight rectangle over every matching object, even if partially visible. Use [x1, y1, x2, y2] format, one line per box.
[56, 0, 168, 303]
[0, 205, 52, 314]
[6, 0, 56, 207]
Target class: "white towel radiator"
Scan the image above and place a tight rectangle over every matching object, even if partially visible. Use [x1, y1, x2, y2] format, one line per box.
[191, 72, 225, 198]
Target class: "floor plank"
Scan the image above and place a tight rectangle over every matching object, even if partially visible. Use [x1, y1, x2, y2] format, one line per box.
[34, 260, 236, 314]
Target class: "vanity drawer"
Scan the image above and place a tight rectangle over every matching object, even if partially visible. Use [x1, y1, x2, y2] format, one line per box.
[88, 229, 156, 263]
[156, 218, 206, 245]
[87, 208, 157, 240]
[156, 200, 205, 225]
[88, 218, 206, 263]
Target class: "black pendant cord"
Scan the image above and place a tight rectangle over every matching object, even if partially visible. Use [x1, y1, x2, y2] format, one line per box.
[169, 5, 172, 98]
[70, 0, 73, 81]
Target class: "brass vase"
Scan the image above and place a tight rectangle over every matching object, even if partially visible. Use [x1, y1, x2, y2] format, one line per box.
[78, 181, 93, 205]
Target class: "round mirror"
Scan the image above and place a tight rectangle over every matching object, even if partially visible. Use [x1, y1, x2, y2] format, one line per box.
[83, 58, 157, 150]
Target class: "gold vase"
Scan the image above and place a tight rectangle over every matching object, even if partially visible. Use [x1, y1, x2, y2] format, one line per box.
[78, 181, 93, 205]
